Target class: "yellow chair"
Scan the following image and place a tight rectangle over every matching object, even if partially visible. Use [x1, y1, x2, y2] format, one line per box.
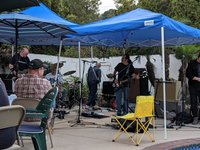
[112, 96, 155, 146]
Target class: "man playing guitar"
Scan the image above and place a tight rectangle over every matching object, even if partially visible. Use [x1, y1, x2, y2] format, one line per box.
[113, 54, 138, 116]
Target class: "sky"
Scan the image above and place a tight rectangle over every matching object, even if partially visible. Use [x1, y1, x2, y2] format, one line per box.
[99, 0, 116, 14]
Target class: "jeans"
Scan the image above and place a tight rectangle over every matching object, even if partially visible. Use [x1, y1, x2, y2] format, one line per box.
[115, 86, 128, 115]
[87, 81, 98, 107]
[189, 85, 200, 117]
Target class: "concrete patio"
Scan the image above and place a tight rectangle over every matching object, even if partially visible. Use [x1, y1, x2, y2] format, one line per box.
[10, 108, 200, 150]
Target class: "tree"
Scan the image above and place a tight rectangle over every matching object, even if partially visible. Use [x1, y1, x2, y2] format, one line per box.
[114, 0, 137, 14]
[60, 0, 101, 24]
[100, 9, 117, 19]
[171, 0, 200, 28]
[138, 0, 174, 17]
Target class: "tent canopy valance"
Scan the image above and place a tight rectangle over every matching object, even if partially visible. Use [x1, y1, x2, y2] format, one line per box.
[71, 8, 200, 48]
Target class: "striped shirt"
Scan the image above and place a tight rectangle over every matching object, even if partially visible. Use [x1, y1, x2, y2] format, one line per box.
[14, 74, 52, 99]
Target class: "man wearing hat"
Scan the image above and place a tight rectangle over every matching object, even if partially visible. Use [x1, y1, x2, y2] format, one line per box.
[14, 59, 52, 100]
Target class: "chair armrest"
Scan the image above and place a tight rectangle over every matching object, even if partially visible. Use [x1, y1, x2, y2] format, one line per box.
[26, 108, 43, 114]
[26, 112, 46, 118]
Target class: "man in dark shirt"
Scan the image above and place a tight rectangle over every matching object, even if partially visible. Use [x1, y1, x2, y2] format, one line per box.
[86, 62, 101, 109]
[113, 54, 136, 116]
[186, 53, 200, 124]
[9, 47, 30, 75]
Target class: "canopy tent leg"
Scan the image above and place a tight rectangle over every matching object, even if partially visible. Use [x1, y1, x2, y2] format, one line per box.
[11, 45, 14, 56]
[161, 26, 167, 139]
[90, 46, 93, 60]
[54, 38, 63, 86]
[78, 41, 82, 107]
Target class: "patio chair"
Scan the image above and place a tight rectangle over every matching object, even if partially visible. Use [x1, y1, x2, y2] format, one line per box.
[112, 96, 155, 146]
[18, 87, 58, 150]
[12, 98, 40, 109]
[12, 98, 40, 122]
[0, 105, 25, 149]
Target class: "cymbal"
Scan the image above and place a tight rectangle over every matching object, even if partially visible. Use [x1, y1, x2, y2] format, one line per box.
[106, 73, 114, 78]
[63, 70, 76, 76]
[52, 63, 64, 68]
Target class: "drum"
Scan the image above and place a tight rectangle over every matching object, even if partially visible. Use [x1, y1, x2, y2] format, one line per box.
[66, 84, 79, 109]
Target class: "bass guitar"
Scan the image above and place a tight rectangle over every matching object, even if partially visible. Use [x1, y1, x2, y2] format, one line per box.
[113, 79, 129, 92]
[113, 73, 140, 92]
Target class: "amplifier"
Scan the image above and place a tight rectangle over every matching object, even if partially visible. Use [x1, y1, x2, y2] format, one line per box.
[102, 81, 114, 95]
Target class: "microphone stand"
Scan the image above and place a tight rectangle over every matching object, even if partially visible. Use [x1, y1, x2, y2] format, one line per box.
[70, 60, 87, 126]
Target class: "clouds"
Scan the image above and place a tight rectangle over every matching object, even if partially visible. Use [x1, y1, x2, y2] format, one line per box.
[99, 0, 116, 14]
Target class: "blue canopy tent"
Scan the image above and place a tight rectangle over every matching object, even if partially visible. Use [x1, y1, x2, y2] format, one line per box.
[21, 3, 77, 27]
[69, 8, 200, 139]
[18, 3, 91, 46]
[72, 8, 200, 47]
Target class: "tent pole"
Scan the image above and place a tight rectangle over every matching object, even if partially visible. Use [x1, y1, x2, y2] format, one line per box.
[91, 46, 93, 60]
[78, 41, 82, 109]
[161, 27, 167, 139]
[11, 45, 14, 56]
[55, 38, 63, 86]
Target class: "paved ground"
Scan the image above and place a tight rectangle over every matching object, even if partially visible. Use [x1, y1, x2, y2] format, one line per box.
[9, 108, 200, 150]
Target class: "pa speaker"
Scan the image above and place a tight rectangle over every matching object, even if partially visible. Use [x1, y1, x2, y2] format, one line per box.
[140, 77, 149, 95]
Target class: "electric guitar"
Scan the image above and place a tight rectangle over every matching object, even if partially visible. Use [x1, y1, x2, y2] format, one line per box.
[113, 74, 140, 92]
[113, 79, 129, 92]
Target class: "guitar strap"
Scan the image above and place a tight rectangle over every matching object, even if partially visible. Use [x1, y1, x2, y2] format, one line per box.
[92, 67, 99, 81]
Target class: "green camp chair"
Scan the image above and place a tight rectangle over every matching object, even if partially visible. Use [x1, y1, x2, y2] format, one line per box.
[18, 87, 58, 150]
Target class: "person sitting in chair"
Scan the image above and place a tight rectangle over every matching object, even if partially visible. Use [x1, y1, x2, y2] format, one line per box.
[14, 59, 52, 100]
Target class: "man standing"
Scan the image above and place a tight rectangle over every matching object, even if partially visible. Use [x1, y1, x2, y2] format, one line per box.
[186, 53, 200, 124]
[113, 54, 136, 116]
[86, 62, 101, 109]
[9, 47, 30, 75]
[14, 59, 52, 100]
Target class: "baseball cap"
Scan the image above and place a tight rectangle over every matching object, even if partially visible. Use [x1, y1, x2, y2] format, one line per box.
[28, 59, 47, 69]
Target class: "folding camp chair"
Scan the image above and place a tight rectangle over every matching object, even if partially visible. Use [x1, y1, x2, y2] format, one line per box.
[0, 105, 25, 149]
[112, 96, 155, 146]
[18, 87, 58, 150]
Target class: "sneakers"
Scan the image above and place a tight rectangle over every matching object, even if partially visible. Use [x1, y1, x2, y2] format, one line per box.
[192, 117, 199, 125]
[93, 105, 100, 110]
[85, 105, 92, 111]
